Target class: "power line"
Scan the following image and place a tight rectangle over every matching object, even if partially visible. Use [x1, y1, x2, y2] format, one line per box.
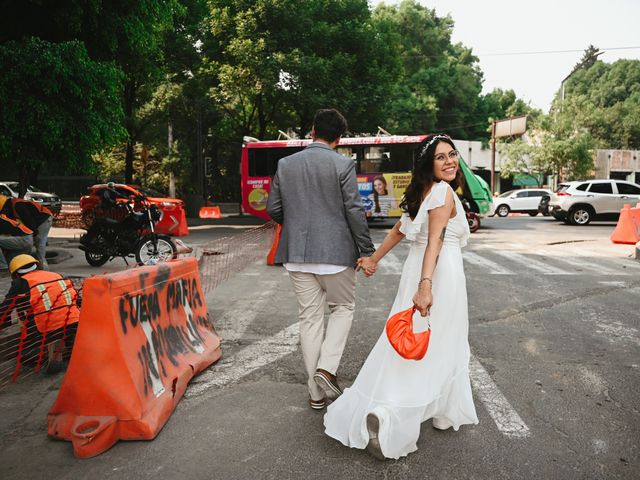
[478, 46, 640, 57]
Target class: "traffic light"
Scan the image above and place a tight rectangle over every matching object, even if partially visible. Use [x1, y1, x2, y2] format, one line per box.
[204, 157, 213, 178]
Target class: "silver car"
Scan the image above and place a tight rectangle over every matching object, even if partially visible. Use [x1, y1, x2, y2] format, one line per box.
[0, 181, 62, 215]
[548, 179, 640, 225]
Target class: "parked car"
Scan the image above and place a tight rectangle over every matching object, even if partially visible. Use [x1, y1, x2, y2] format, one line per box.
[79, 183, 184, 227]
[0, 181, 62, 215]
[493, 188, 554, 217]
[538, 194, 551, 216]
[548, 179, 640, 225]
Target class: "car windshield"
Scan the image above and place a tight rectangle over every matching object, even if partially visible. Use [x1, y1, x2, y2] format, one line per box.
[555, 184, 570, 193]
[137, 186, 169, 198]
[498, 190, 514, 198]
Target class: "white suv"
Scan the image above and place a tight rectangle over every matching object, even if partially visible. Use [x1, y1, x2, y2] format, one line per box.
[493, 188, 554, 217]
[548, 179, 640, 225]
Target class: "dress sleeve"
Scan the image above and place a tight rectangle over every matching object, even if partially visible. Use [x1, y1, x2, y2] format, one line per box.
[398, 182, 449, 241]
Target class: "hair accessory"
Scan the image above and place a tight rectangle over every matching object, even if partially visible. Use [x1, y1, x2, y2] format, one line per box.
[419, 134, 450, 159]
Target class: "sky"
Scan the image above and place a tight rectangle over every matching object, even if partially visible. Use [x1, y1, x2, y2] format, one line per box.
[387, 0, 640, 113]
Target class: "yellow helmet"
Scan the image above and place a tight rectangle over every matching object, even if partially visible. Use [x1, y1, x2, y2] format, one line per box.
[9, 254, 39, 274]
[0, 194, 8, 210]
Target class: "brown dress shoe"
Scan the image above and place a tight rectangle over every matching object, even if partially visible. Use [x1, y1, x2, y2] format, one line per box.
[313, 368, 342, 400]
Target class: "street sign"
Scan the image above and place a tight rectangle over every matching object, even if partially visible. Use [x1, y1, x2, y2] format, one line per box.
[494, 115, 527, 138]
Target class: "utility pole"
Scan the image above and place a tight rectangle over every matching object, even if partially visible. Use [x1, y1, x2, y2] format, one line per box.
[168, 121, 175, 198]
[490, 121, 496, 195]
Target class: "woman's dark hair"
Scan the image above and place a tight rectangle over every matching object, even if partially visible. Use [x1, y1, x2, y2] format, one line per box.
[312, 108, 348, 143]
[373, 175, 388, 213]
[399, 134, 465, 219]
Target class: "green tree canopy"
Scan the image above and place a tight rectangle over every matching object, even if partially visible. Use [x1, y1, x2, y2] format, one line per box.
[0, 37, 124, 191]
[552, 58, 640, 149]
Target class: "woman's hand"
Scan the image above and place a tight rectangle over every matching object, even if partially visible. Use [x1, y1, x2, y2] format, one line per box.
[412, 284, 433, 317]
[356, 256, 378, 277]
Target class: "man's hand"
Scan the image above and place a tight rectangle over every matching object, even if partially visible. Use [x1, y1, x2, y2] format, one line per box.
[356, 256, 377, 277]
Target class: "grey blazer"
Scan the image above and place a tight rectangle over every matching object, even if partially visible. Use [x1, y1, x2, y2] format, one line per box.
[266, 142, 375, 266]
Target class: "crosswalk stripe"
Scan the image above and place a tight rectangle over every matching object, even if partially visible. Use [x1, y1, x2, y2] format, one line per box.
[469, 355, 530, 438]
[535, 249, 625, 275]
[379, 251, 404, 275]
[493, 250, 570, 275]
[185, 322, 300, 400]
[463, 251, 514, 274]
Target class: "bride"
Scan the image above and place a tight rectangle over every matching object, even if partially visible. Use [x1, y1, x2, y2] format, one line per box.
[323, 134, 479, 460]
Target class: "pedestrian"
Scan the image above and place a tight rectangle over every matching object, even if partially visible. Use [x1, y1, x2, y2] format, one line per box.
[0, 196, 34, 272]
[324, 134, 479, 459]
[0, 194, 53, 268]
[0, 254, 80, 373]
[266, 108, 375, 411]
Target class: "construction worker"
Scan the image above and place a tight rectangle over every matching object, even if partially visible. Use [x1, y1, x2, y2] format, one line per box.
[0, 255, 80, 373]
[0, 196, 34, 272]
[0, 194, 53, 268]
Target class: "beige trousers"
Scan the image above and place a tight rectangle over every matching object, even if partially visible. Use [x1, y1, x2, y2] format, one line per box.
[288, 268, 356, 400]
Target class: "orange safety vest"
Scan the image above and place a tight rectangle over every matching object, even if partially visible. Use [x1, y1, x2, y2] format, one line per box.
[23, 271, 80, 333]
[0, 213, 33, 235]
[11, 198, 53, 218]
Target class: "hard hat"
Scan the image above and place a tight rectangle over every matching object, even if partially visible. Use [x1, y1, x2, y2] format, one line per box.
[0, 194, 7, 210]
[9, 254, 39, 275]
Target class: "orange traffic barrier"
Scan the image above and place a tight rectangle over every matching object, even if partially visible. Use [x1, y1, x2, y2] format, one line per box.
[199, 206, 222, 219]
[47, 257, 221, 458]
[611, 203, 640, 245]
[266, 224, 282, 265]
[155, 205, 189, 237]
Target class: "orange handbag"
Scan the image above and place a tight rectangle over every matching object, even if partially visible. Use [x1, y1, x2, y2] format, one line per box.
[385, 306, 431, 360]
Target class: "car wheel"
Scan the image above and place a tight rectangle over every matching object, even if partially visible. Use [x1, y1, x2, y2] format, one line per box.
[569, 206, 593, 226]
[496, 204, 510, 217]
[528, 211, 538, 216]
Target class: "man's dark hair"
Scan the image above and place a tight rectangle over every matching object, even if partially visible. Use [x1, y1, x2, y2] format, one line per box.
[312, 109, 348, 143]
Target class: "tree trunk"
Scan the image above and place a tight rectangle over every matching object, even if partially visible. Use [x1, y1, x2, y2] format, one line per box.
[124, 79, 137, 184]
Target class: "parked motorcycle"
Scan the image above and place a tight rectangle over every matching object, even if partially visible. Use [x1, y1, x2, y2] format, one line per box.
[460, 197, 481, 233]
[79, 188, 177, 267]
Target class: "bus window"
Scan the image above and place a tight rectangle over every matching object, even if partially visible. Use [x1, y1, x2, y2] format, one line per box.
[248, 147, 303, 177]
[360, 145, 415, 173]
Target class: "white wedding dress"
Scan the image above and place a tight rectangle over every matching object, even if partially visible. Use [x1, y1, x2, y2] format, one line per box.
[324, 181, 479, 459]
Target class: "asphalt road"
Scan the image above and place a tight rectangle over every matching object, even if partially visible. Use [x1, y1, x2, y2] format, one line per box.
[0, 215, 639, 479]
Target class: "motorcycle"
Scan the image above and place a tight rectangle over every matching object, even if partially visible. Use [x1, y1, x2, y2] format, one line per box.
[79, 189, 177, 267]
[460, 197, 481, 233]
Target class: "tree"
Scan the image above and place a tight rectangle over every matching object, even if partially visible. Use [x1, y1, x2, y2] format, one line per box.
[206, 0, 398, 138]
[0, 37, 124, 192]
[371, 1, 486, 138]
[551, 57, 640, 149]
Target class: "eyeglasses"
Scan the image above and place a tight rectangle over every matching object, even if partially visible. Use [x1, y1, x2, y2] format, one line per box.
[434, 150, 459, 162]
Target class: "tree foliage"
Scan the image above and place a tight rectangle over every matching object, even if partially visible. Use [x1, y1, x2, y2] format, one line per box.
[0, 37, 124, 191]
[552, 58, 640, 149]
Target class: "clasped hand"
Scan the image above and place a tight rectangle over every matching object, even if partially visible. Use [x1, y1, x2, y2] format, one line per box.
[356, 256, 377, 277]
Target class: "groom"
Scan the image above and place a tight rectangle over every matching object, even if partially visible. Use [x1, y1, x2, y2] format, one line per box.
[267, 108, 375, 410]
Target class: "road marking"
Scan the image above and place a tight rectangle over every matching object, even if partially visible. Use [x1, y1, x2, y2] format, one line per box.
[469, 355, 530, 438]
[536, 249, 628, 275]
[493, 251, 569, 275]
[462, 251, 514, 274]
[214, 278, 280, 341]
[185, 322, 300, 399]
[379, 251, 404, 275]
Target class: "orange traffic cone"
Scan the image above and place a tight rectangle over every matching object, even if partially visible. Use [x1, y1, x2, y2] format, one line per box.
[199, 206, 222, 219]
[267, 224, 282, 265]
[610, 204, 640, 245]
